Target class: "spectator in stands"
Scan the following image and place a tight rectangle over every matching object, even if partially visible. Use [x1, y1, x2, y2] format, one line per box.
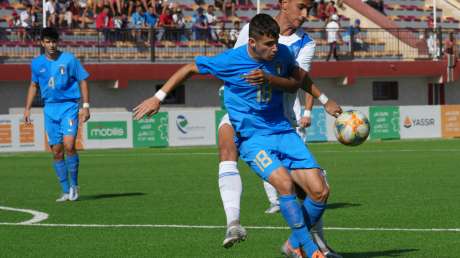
[96, 5, 115, 41]
[215, 0, 224, 11]
[223, 0, 236, 17]
[444, 32, 457, 67]
[56, 0, 73, 27]
[153, 0, 164, 16]
[44, 0, 58, 27]
[228, 19, 240, 47]
[145, 5, 158, 27]
[316, 0, 326, 21]
[346, 18, 364, 52]
[206, 5, 219, 41]
[157, 6, 175, 41]
[216, 20, 231, 47]
[95, 5, 110, 29]
[19, 4, 35, 41]
[426, 29, 440, 59]
[130, 5, 147, 40]
[8, 11, 21, 30]
[110, 0, 122, 15]
[326, 14, 341, 61]
[192, 7, 209, 40]
[325, 0, 337, 21]
[415, 31, 429, 57]
[172, 7, 188, 41]
[111, 12, 124, 40]
[73, 0, 92, 28]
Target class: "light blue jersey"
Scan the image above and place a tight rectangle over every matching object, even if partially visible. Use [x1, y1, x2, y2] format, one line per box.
[196, 44, 319, 180]
[31, 51, 89, 104]
[31, 51, 88, 145]
[234, 25, 316, 135]
[196, 44, 296, 138]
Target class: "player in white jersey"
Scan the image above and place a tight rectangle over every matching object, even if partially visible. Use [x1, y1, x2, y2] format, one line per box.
[217, 1, 344, 257]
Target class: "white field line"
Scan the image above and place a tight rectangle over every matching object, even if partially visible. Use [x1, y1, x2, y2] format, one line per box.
[1, 205, 458, 232]
[2, 149, 460, 158]
[0, 206, 49, 224]
[0, 222, 458, 232]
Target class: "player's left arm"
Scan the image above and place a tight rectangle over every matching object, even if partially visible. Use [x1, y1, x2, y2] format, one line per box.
[243, 69, 301, 93]
[79, 79, 90, 122]
[72, 56, 91, 122]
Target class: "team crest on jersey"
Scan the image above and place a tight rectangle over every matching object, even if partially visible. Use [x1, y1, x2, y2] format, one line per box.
[59, 65, 66, 75]
[275, 62, 282, 75]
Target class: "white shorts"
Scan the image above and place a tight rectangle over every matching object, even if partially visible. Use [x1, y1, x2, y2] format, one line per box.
[218, 113, 231, 130]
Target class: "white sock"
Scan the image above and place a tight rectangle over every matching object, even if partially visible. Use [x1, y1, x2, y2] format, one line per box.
[218, 161, 242, 226]
[263, 181, 279, 205]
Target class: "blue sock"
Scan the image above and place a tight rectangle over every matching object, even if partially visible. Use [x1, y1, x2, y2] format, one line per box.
[303, 197, 327, 228]
[66, 154, 79, 187]
[53, 160, 69, 193]
[279, 195, 318, 257]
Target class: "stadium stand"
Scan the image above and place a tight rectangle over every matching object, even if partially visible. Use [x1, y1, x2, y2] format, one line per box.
[0, 0, 458, 63]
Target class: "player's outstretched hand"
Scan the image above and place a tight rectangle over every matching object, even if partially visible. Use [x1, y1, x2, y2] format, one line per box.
[81, 108, 90, 122]
[133, 96, 161, 120]
[324, 99, 343, 118]
[243, 69, 267, 85]
[23, 109, 31, 125]
[299, 116, 311, 128]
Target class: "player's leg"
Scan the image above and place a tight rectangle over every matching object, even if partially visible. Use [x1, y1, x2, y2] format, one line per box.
[292, 168, 329, 230]
[240, 135, 323, 258]
[62, 104, 80, 201]
[309, 170, 342, 258]
[218, 114, 246, 248]
[262, 181, 280, 214]
[46, 113, 69, 202]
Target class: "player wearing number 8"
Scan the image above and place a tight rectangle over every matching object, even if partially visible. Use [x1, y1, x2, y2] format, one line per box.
[133, 14, 326, 258]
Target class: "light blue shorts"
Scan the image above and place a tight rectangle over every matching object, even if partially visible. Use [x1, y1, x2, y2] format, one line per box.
[44, 101, 79, 146]
[237, 131, 321, 181]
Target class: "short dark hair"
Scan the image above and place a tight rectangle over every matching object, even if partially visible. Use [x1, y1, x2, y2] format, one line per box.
[40, 27, 59, 41]
[249, 13, 279, 40]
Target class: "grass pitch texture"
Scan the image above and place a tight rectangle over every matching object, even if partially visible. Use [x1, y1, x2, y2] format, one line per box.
[1, 139, 459, 257]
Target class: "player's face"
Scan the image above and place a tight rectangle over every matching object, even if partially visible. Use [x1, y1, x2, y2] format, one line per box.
[41, 38, 58, 56]
[282, 0, 311, 28]
[249, 35, 279, 61]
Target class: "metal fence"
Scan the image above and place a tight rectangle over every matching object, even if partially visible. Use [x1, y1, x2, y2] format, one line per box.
[0, 27, 458, 63]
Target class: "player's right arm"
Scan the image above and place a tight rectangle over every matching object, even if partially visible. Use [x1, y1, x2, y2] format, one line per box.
[24, 82, 38, 125]
[133, 63, 200, 120]
[299, 92, 313, 128]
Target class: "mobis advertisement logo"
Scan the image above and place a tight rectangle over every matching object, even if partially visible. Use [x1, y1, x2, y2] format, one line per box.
[403, 116, 435, 128]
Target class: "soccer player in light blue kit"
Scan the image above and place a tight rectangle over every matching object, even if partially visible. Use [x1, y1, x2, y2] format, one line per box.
[23, 27, 90, 202]
[134, 14, 327, 258]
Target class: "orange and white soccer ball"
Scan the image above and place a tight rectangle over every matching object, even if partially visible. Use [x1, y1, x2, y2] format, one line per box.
[334, 110, 370, 146]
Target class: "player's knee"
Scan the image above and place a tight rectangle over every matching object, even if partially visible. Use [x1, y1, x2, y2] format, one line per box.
[52, 149, 64, 160]
[64, 144, 76, 155]
[270, 173, 294, 195]
[310, 185, 329, 202]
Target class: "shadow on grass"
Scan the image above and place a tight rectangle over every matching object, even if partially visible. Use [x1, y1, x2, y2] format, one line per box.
[340, 248, 418, 257]
[327, 202, 362, 210]
[80, 192, 146, 201]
